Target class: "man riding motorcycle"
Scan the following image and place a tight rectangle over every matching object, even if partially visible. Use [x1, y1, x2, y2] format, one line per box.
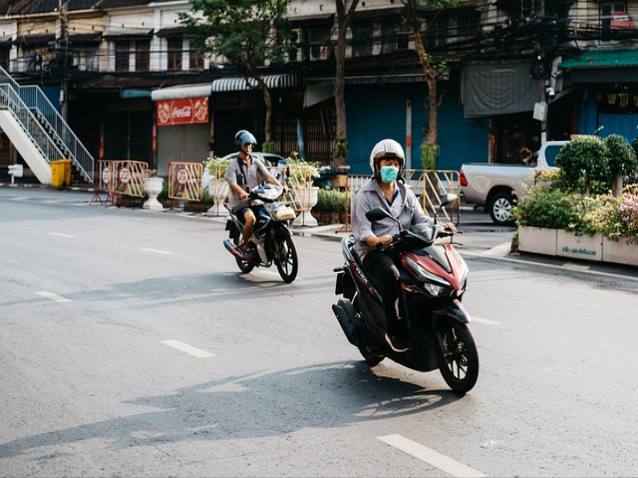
[351, 139, 456, 352]
[225, 130, 284, 260]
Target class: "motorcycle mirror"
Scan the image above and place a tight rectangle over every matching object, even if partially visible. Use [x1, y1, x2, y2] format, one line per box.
[366, 207, 393, 222]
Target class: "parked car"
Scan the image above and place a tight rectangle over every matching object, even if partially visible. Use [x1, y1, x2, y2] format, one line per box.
[460, 141, 568, 225]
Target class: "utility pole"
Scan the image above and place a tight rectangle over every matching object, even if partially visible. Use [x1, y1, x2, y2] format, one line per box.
[58, 0, 69, 122]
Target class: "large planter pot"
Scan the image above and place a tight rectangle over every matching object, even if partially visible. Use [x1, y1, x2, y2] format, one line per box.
[143, 177, 164, 210]
[602, 236, 638, 266]
[207, 178, 230, 216]
[557, 230, 603, 261]
[517, 226, 558, 256]
[293, 186, 319, 227]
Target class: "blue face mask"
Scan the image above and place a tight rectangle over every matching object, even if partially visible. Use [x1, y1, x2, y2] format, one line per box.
[380, 166, 399, 183]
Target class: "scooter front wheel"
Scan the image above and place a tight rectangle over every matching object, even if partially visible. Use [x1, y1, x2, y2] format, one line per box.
[436, 320, 479, 394]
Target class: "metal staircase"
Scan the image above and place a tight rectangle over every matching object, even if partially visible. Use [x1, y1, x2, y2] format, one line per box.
[0, 66, 94, 184]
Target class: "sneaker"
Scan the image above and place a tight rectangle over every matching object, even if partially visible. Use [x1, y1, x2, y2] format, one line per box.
[223, 239, 242, 258]
[385, 333, 410, 353]
[240, 248, 257, 262]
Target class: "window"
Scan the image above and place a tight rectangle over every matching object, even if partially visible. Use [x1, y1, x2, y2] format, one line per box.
[115, 40, 130, 72]
[352, 21, 372, 56]
[167, 37, 182, 71]
[189, 48, 204, 70]
[135, 40, 150, 72]
[601, 1, 628, 40]
[74, 48, 99, 71]
[457, 10, 481, 38]
[306, 25, 331, 60]
[0, 48, 9, 69]
[426, 13, 449, 50]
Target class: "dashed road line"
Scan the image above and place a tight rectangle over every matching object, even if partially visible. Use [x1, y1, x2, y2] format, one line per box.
[35, 291, 72, 303]
[377, 434, 487, 478]
[472, 316, 500, 325]
[49, 232, 75, 238]
[161, 340, 214, 358]
[141, 248, 173, 255]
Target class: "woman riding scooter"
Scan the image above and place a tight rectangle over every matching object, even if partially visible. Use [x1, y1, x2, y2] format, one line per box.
[351, 139, 456, 352]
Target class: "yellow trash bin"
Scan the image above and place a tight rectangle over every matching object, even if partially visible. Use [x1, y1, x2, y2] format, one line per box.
[62, 159, 72, 186]
[50, 161, 65, 188]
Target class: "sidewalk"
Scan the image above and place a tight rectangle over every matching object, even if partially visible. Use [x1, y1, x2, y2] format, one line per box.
[290, 222, 638, 283]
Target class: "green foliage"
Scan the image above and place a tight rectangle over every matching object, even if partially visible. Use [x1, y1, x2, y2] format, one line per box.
[157, 182, 169, 202]
[204, 156, 229, 179]
[421, 142, 438, 170]
[514, 188, 585, 230]
[317, 188, 347, 213]
[262, 140, 276, 154]
[333, 138, 348, 162]
[555, 136, 610, 192]
[605, 134, 638, 177]
[180, 0, 292, 75]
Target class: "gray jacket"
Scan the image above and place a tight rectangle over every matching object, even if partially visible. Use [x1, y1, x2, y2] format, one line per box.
[351, 178, 430, 259]
[226, 155, 273, 209]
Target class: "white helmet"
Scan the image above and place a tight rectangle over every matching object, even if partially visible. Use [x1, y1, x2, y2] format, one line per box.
[369, 139, 405, 173]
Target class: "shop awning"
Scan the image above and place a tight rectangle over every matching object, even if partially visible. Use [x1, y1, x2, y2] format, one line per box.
[211, 73, 299, 92]
[120, 89, 151, 99]
[288, 13, 333, 25]
[13, 33, 55, 47]
[462, 61, 543, 118]
[560, 49, 638, 69]
[156, 26, 187, 37]
[151, 83, 212, 101]
[103, 29, 154, 40]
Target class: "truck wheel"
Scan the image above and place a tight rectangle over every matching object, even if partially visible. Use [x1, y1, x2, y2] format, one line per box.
[488, 191, 514, 225]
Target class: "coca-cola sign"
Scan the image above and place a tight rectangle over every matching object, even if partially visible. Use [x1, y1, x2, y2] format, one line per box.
[156, 97, 209, 126]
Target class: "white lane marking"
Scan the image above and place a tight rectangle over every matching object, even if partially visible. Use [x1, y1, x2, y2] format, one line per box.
[35, 291, 72, 303]
[472, 316, 500, 325]
[377, 434, 487, 478]
[9, 196, 29, 201]
[49, 232, 75, 238]
[161, 340, 214, 358]
[141, 248, 173, 255]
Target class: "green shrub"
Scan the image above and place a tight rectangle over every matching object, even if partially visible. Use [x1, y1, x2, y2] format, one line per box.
[556, 136, 610, 193]
[514, 188, 584, 230]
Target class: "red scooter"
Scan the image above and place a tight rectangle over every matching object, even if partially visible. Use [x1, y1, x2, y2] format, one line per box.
[332, 195, 479, 393]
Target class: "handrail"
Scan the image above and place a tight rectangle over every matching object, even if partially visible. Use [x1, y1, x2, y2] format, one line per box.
[0, 66, 94, 183]
[20, 85, 94, 182]
[0, 83, 67, 166]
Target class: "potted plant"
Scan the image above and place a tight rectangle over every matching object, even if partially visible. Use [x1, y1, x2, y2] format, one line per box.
[204, 156, 230, 216]
[143, 169, 164, 211]
[288, 158, 320, 227]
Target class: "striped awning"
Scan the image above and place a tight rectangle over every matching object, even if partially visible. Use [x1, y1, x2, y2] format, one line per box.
[211, 73, 299, 92]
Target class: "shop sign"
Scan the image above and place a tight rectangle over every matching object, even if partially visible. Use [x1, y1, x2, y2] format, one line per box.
[156, 97, 209, 126]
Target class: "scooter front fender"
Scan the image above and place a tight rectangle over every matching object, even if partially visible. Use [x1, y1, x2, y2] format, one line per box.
[431, 299, 471, 325]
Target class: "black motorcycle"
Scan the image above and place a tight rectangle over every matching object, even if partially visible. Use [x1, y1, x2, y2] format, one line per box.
[331, 195, 479, 393]
[224, 184, 299, 283]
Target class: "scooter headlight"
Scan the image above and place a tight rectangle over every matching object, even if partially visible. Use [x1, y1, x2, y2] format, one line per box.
[423, 282, 444, 296]
[405, 257, 451, 297]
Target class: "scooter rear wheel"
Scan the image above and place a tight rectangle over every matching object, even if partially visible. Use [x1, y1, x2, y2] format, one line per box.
[436, 320, 479, 394]
[232, 234, 255, 274]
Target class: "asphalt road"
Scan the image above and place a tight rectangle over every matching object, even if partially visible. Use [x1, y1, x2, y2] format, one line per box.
[1, 188, 638, 477]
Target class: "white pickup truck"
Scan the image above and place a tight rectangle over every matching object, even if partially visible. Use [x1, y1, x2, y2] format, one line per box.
[460, 141, 568, 225]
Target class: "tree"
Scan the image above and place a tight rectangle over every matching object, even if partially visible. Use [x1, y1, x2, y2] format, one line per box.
[333, 0, 359, 164]
[403, 0, 456, 169]
[180, 0, 292, 150]
[605, 134, 638, 196]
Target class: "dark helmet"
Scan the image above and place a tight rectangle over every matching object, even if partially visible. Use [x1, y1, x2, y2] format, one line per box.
[235, 130, 257, 147]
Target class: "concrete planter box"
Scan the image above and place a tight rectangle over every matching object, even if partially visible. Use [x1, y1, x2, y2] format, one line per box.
[557, 230, 603, 261]
[518, 226, 558, 256]
[602, 236, 638, 266]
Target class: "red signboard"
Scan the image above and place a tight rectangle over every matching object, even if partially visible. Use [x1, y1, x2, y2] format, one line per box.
[156, 97, 209, 126]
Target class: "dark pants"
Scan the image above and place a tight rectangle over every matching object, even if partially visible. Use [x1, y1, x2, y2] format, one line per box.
[363, 250, 403, 336]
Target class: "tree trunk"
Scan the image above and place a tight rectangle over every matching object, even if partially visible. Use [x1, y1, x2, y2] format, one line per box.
[334, 17, 347, 152]
[426, 74, 438, 148]
[262, 84, 273, 143]
[334, 0, 359, 165]
[612, 174, 623, 197]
